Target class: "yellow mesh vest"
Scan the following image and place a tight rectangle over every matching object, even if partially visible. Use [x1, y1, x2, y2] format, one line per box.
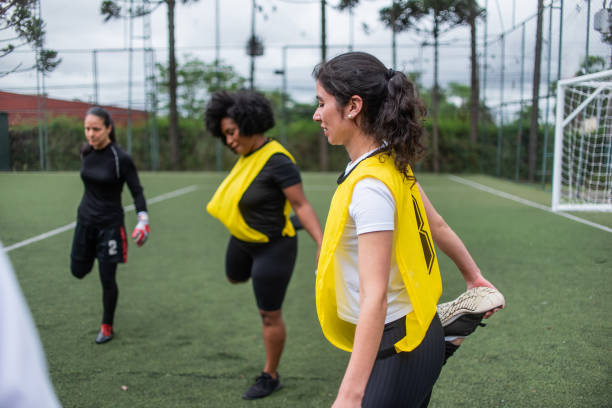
[315, 154, 442, 353]
[206, 140, 296, 243]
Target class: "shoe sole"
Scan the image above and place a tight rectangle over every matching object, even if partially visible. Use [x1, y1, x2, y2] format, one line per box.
[95, 333, 114, 344]
[242, 383, 282, 400]
[443, 313, 487, 337]
[438, 287, 505, 327]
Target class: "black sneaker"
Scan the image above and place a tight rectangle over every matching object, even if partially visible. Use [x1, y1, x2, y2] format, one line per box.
[242, 372, 282, 400]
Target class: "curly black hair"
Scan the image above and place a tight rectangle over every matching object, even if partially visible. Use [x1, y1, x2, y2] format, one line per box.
[204, 90, 275, 143]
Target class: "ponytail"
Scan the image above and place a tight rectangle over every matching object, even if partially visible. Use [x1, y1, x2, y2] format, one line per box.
[375, 70, 426, 179]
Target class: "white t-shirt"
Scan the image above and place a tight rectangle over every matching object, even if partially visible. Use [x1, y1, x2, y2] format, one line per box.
[0, 243, 61, 408]
[335, 149, 413, 324]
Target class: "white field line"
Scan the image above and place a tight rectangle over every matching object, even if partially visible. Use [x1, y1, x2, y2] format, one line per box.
[4, 185, 200, 253]
[448, 175, 612, 234]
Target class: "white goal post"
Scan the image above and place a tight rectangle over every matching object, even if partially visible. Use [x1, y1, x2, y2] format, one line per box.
[552, 69, 612, 212]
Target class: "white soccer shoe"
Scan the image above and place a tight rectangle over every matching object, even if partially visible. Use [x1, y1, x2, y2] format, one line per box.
[437, 287, 505, 337]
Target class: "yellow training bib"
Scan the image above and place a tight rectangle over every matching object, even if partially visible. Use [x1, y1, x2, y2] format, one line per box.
[206, 140, 296, 243]
[316, 153, 442, 352]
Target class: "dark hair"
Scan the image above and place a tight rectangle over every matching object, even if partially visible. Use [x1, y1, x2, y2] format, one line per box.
[204, 90, 275, 143]
[313, 51, 426, 178]
[81, 106, 116, 157]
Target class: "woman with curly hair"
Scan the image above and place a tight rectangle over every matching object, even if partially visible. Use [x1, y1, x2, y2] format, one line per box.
[312, 52, 503, 407]
[205, 90, 323, 400]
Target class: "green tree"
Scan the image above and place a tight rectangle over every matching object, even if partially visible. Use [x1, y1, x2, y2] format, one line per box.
[446, 81, 470, 119]
[1, 0, 61, 76]
[379, 1, 425, 69]
[576, 55, 607, 75]
[595, 3, 612, 50]
[528, 0, 544, 182]
[549, 55, 608, 96]
[101, 0, 199, 170]
[453, 0, 485, 145]
[514, 103, 539, 123]
[379, 0, 472, 172]
[337, 0, 359, 9]
[156, 55, 245, 119]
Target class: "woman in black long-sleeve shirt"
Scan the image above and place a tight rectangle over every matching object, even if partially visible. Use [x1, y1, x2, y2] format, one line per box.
[70, 107, 150, 344]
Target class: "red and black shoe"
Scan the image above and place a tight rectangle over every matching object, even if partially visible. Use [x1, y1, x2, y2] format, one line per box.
[95, 324, 114, 344]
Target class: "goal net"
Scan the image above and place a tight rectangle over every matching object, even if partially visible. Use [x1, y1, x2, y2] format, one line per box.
[552, 70, 612, 212]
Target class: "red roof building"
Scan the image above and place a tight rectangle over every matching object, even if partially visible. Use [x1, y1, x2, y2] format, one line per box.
[0, 91, 148, 127]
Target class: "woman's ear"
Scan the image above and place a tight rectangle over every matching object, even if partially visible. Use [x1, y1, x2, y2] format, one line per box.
[345, 95, 363, 119]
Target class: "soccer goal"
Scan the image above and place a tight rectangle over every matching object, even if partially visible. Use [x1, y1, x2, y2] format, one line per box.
[552, 69, 612, 212]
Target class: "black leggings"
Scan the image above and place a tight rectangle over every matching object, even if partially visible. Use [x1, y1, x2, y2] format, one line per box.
[71, 259, 118, 325]
[362, 315, 445, 408]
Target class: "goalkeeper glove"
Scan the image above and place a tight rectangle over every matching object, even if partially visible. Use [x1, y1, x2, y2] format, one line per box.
[132, 211, 150, 246]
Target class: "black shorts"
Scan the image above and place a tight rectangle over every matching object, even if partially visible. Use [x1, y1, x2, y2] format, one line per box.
[225, 235, 297, 311]
[70, 222, 128, 264]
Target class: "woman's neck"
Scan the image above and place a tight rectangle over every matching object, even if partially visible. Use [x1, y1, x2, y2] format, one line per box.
[345, 131, 379, 162]
[93, 138, 111, 151]
[245, 133, 267, 155]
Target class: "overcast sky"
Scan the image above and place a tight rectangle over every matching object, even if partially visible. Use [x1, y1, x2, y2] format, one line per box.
[1, 0, 610, 108]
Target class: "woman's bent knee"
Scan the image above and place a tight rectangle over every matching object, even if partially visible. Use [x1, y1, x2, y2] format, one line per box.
[71, 259, 93, 279]
[227, 276, 249, 284]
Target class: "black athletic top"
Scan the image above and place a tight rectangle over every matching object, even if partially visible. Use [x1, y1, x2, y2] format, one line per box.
[77, 142, 147, 228]
[238, 151, 301, 240]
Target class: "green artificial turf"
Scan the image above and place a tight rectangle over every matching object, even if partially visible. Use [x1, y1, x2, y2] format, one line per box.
[1, 171, 610, 407]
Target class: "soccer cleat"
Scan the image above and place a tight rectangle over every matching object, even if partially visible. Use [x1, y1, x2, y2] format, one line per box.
[242, 372, 282, 400]
[95, 324, 114, 344]
[437, 287, 505, 338]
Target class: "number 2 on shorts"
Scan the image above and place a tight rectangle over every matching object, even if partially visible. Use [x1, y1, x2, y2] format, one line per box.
[108, 239, 118, 256]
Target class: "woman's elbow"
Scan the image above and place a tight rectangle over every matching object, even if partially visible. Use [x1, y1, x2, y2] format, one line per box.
[430, 218, 451, 240]
[361, 292, 388, 314]
[290, 199, 306, 213]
